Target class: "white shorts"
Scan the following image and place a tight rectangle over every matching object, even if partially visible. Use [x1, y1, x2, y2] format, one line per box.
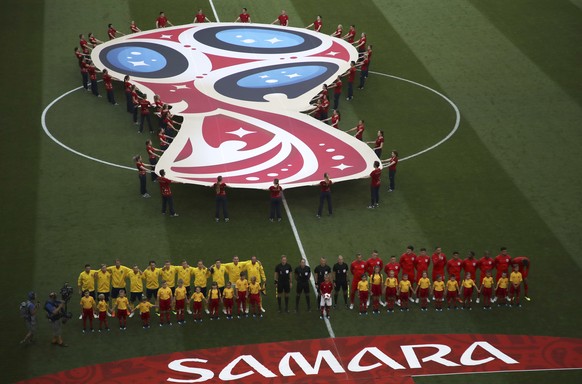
[320, 295, 332, 307]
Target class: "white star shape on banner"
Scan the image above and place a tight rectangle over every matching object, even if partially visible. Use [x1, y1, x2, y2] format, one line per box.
[174, 85, 189, 90]
[259, 75, 269, 79]
[285, 73, 301, 79]
[327, 51, 340, 56]
[331, 163, 353, 171]
[266, 37, 283, 44]
[127, 61, 148, 67]
[160, 34, 173, 39]
[226, 127, 256, 138]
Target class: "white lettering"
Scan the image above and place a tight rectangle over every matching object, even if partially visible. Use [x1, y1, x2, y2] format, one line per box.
[401, 344, 460, 368]
[279, 350, 346, 376]
[460, 341, 519, 366]
[347, 347, 406, 372]
[167, 358, 214, 383]
[218, 355, 278, 381]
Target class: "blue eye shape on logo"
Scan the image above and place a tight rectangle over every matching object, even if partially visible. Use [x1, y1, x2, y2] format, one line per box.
[237, 66, 327, 88]
[215, 29, 304, 49]
[99, 42, 188, 79]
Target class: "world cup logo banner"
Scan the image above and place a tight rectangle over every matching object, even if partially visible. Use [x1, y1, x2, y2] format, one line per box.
[91, 24, 378, 189]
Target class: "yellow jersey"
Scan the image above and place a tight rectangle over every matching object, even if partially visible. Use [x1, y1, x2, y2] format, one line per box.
[211, 265, 228, 288]
[193, 268, 210, 288]
[385, 277, 398, 288]
[236, 279, 249, 293]
[418, 277, 431, 289]
[433, 280, 445, 292]
[136, 301, 153, 314]
[95, 270, 112, 292]
[97, 300, 108, 312]
[357, 280, 369, 292]
[175, 286, 187, 301]
[510, 271, 523, 285]
[223, 287, 234, 299]
[224, 261, 250, 283]
[177, 266, 195, 287]
[160, 266, 178, 288]
[78, 270, 96, 291]
[115, 297, 129, 310]
[446, 280, 459, 292]
[245, 262, 266, 284]
[80, 296, 95, 310]
[107, 265, 131, 289]
[157, 287, 172, 301]
[191, 292, 204, 302]
[399, 280, 412, 293]
[143, 268, 161, 289]
[462, 279, 476, 289]
[249, 281, 261, 295]
[371, 274, 383, 286]
[481, 276, 494, 289]
[497, 277, 509, 289]
[128, 271, 144, 293]
[208, 288, 220, 300]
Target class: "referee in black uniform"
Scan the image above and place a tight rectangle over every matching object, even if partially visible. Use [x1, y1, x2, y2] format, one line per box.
[274, 255, 292, 313]
[314, 257, 332, 306]
[294, 259, 311, 312]
[332, 255, 350, 308]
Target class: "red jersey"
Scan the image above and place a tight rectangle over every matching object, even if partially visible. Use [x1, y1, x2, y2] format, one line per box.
[432, 252, 447, 273]
[158, 131, 169, 147]
[146, 144, 156, 160]
[124, 80, 132, 93]
[87, 66, 97, 81]
[103, 73, 113, 90]
[356, 36, 367, 50]
[447, 258, 462, 277]
[333, 27, 342, 38]
[350, 260, 367, 280]
[366, 257, 383, 275]
[375, 136, 384, 149]
[384, 262, 400, 277]
[238, 13, 250, 23]
[313, 20, 322, 32]
[331, 114, 340, 129]
[494, 254, 512, 274]
[156, 16, 168, 28]
[139, 99, 151, 115]
[346, 28, 356, 43]
[81, 61, 89, 73]
[361, 58, 369, 71]
[370, 168, 381, 187]
[319, 179, 332, 192]
[108, 27, 116, 40]
[388, 156, 398, 171]
[131, 91, 139, 105]
[214, 182, 227, 196]
[355, 123, 364, 140]
[195, 14, 207, 23]
[158, 177, 172, 197]
[321, 98, 330, 113]
[477, 257, 494, 276]
[80, 38, 89, 53]
[399, 253, 416, 273]
[334, 79, 342, 94]
[277, 14, 289, 26]
[415, 255, 430, 274]
[130, 23, 140, 33]
[136, 161, 147, 176]
[320, 281, 333, 295]
[89, 36, 99, 47]
[367, 47, 373, 62]
[511, 256, 530, 278]
[347, 66, 356, 82]
[462, 258, 478, 278]
[269, 185, 282, 198]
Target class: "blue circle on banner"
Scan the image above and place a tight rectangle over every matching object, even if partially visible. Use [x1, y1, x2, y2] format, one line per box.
[237, 66, 328, 88]
[106, 47, 167, 73]
[215, 29, 304, 49]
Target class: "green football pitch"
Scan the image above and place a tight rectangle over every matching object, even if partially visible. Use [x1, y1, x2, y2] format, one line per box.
[1, 0, 581, 382]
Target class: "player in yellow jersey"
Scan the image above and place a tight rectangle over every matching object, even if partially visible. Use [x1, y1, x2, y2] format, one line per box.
[370, 266, 383, 314]
[415, 271, 431, 311]
[235, 272, 249, 318]
[143, 260, 162, 302]
[398, 274, 412, 312]
[224, 256, 250, 284]
[479, 270, 494, 309]
[431, 275, 445, 311]
[384, 270, 398, 312]
[161, 261, 178, 292]
[107, 259, 131, 300]
[509, 265, 523, 307]
[157, 281, 173, 326]
[495, 271, 509, 306]
[94, 264, 112, 302]
[245, 256, 267, 313]
[112, 290, 131, 330]
[132, 295, 156, 328]
[357, 274, 369, 315]
[174, 279, 188, 324]
[96, 294, 110, 332]
[223, 281, 235, 319]
[189, 286, 206, 322]
[80, 290, 96, 332]
[207, 281, 222, 320]
[210, 260, 228, 292]
[77, 264, 97, 320]
[128, 265, 145, 304]
[461, 273, 479, 310]
[446, 275, 460, 310]
[248, 276, 262, 318]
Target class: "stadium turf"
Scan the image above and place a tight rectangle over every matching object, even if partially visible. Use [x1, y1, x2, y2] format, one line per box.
[1, 0, 581, 383]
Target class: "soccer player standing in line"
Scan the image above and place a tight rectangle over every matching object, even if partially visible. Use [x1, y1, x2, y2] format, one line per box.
[370, 266, 383, 314]
[157, 281, 173, 326]
[294, 258, 312, 312]
[509, 264, 523, 307]
[398, 274, 412, 311]
[368, 161, 382, 208]
[174, 279, 187, 324]
[319, 274, 334, 319]
[95, 264, 112, 303]
[107, 259, 131, 300]
[357, 274, 369, 315]
[367, 131, 384, 159]
[494, 247, 512, 281]
[384, 151, 399, 192]
[224, 256, 250, 286]
[272, 10, 289, 26]
[446, 275, 460, 310]
[332, 255, 349, 308]
[193, 261, 210, 297]
[399, 246, 417, 285]
[414, 249, 431, 296]
[128, 265, 145, 304]
[479, 270, 494, 310]
[209, 260, 228, 294]
[274, 255, 293, 313]
[143, 260, 161, 302]
[268, 179, 283, 222]
[431, 275, 445, 311]
[384, 256, 401, 279]
[447, 252, 463, 282]
[235, 272, 249, 317]
[213, 176, 229, 222]
[80, 290, 96, 333]
[350, 253, 367, 309]
[158, 169, 179, 217]
[512, 256, 530, 300]
[462, 251, 478, 280]
[477, 251, 494, 286]
[235, 8, 251, 23]
[160, 261, 178, 294]
[316, 173, 332, 218]
[78, 264, 97, 300]
[431, 247, 447, 282]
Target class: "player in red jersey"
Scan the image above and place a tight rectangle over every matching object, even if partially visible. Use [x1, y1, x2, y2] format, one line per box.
[462, 251, 478, 279]
[349, 253, 367, 309]
[306, 15, 322, 32]
[158, 169, 178, 217]
[431, 247, 447, 282]
[399, 246, 417, 287]
[133, 155, 154, 198]
[331, 24, 343, 38]
[319, 274, 333, 319]
[368, 161, 381, 208]
[79, 34, 91, 55]
[235, 8, 251, 23]
[477, 251, 494, 284]
[316, 173, 332, 218]
[130, 21, 141, 33]
[212, 176, 229, 222]
[342, 25, 356, 43]
[358, 52, 370, 89]
[193, 9, 211, 23]
[268, 178, 283, 222]
[494, 247, 512, 281]
[446, 251, 462, 282]
[512, 256, 530, 300]
[107, 24, 124, 40]
[366, 250, 384, 276]
[383, 151, 398, 192]
[384, 256, 401, 278]
[414, 248, 431, 287]
[102, 69, 118, 106]
[343, 61, 357, 101]
[145, 139, 163, 182]
[346, 119, 365, 141]
[138, 95, 153, 133]
[367, 130, 384, 159]
[156, 12, 173, 28]
[272, 10, 289, 26]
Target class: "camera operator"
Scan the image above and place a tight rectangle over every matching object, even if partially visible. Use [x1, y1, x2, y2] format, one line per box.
[20, 291, 39, 344]
[44, 292, 68, 347]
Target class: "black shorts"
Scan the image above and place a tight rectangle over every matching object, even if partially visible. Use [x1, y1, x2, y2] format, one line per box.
[111, 287, 126, 299]
[277, 283, 290, 294]
[334, 281, 348, 292]
[97, 291, 110, 302]
[130, 291, 143, 303]
[296, 281, 310, 294]
[185, 286, 192, 296]
[146, 288, 158, 300]
[200, 287, 207, 296]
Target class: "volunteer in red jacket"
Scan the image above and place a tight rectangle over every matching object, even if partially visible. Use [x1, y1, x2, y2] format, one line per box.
[213, 176, 229, 222]
[384, 151, 398, 192]
[316, 173, 332, 218]
[158, 169, 178, 217]
[268, 178, 283, 222]
[368, 160, 381, 208]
